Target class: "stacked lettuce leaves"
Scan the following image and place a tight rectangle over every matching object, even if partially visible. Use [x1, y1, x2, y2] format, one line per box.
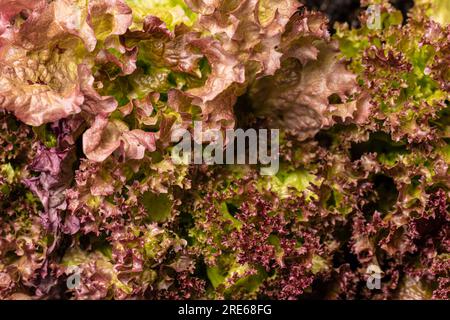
[0, 0, 448, 299]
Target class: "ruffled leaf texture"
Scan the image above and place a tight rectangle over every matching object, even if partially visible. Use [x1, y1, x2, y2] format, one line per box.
[250, 10, 367, 141]
[0, 0, 133, 127]
[0, 0, 304, 154]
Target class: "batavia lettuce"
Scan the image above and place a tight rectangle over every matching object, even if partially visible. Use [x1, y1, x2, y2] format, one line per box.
[0, 0, 448, 300]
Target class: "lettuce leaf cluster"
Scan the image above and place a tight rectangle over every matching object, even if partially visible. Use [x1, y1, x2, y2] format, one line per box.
[0, 0, 448, 300]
